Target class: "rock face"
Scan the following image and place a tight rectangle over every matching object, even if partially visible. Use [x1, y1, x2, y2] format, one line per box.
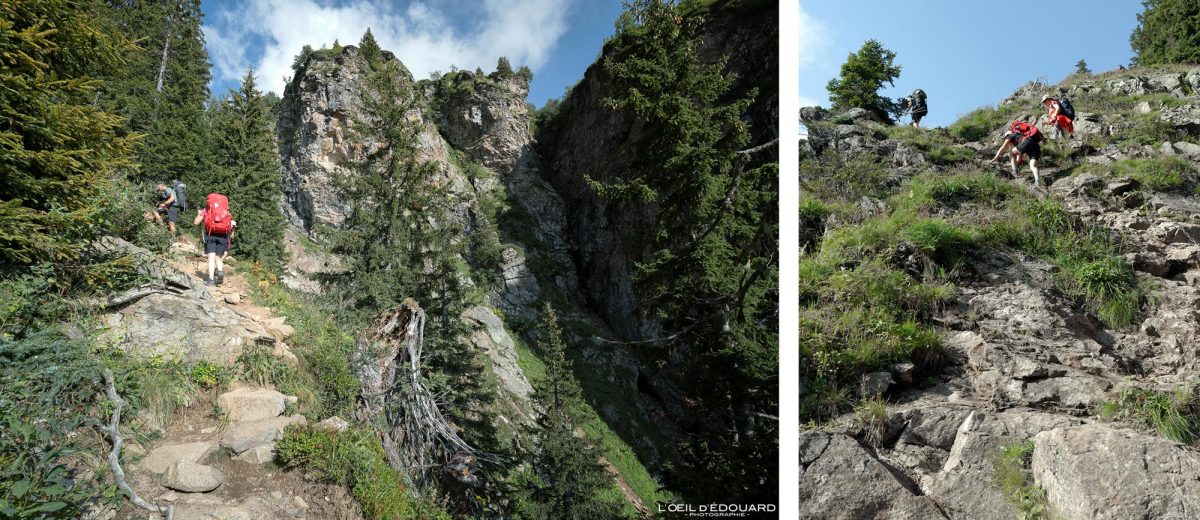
[800, 66, 1200, 518]
[97, 238, 281, 365]
[1033, 424, 1200, 520]
[799, 431, 947, 519]
[277, 45, 463, 232]
[539, 4, 776, 342]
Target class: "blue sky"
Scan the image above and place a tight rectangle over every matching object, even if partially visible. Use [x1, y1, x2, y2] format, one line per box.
[799, 0, 1145, 128]
[201, 0, 623, 107]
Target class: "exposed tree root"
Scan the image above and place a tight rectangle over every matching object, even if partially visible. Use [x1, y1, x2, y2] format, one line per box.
[99, 369, 173, 520]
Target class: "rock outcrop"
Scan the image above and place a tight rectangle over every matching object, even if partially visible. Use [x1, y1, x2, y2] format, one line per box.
[801, 66, 1200, 518]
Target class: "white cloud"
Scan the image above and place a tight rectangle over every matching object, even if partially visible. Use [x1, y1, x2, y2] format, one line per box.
[797, 1, 826, 70]
[204, 0, 573, 95]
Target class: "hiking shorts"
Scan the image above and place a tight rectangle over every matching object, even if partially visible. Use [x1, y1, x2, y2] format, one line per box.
[1054, 114, 1074, 133]
[912, 111, 926, 124]
[205, 234, 230, 256]
[158, 205, 179, 223]
[1016, 137, 1042, 160]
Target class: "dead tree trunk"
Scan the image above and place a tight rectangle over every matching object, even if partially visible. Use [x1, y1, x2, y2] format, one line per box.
[353, 299, 486, 490]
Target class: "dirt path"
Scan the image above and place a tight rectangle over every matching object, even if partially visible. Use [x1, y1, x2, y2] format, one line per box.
[114, 243, 363, 520]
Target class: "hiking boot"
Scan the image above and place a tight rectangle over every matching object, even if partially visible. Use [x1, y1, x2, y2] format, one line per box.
[215, 270, 225, 286]
[204, 278, 216, 287]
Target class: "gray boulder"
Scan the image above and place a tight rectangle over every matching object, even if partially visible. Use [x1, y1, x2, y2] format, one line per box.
[160, 460, 224, 493]
[800, 431, 947, 519]
[217, 387, 289, 422]
[220, 415, 306, 454]
[139, 441, 215, 475]
[1033, 423, 1200, 520]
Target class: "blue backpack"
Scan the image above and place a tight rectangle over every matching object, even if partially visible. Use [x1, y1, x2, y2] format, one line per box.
[1058, 97, 1075, 120]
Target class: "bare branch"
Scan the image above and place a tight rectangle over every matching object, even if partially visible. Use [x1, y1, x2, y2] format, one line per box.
[99, 370, 172, 520]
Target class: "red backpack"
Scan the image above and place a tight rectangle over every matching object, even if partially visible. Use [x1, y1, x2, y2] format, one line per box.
[1010, 120, 1040, 139]
[204, 193, 233, 235]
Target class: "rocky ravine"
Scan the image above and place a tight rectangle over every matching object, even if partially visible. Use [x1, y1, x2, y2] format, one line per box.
[801, 68, 1200, 520]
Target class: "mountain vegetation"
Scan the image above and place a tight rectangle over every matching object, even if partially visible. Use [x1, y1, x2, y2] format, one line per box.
[0, 0, 776, 518]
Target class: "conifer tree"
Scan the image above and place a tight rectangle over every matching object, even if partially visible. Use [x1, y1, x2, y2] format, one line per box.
[208, 68, 286, 271]
[1131, 0, 1200, 66]
[598, 0, 778, 504]
[0, 0, 135, 266]
[826, 39, 902, 121]
[97, 0, 213, 184]
[520, 304, 623, 520]
[326, 30, 503, 494]
[1075, 59, 1091, 75]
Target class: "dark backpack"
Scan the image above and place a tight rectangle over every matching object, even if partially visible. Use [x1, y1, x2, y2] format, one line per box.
[172, 180, 188, 210]
[1058, 97, 1075, 120]
[913, 89, 926, 101]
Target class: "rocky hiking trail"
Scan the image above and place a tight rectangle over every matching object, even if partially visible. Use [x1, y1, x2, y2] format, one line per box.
[801, 70, 1200, 520]
[108, 241, 364, 520]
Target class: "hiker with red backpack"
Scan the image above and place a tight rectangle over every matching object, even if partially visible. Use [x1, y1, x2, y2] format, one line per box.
[1042, 95, 1075, 139]
[193, 193, 236, 286]
[989, 120, 1044, 186]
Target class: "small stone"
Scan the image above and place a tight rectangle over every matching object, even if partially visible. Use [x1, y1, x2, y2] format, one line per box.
[889, 363, 915, 386]
[293, 497, 309, 510]
[233, 442, 277, 464]
[159, 491, 178, 503]
[1136, 101, 1152, 114]
[314, 416, 349, 432]
[160, 460, 223, 493]
[200, 426, 217, 434]
[139, 442, 215, 475]
[860, 372, 894, 396]
[224, 294, 241, 305]
[271, 491, 283, 500]
[124, 442, 146, 459]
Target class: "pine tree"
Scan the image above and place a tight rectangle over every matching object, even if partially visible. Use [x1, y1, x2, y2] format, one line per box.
[97, 0, 212, 184]
[208, 68, 286, 271]
[1131, 0, 1200, 66]
[826, 39, 903, 121]
[496, 56, 514, 76]
[520, 304, 623, 520]
[599, 0, 778, 504]
[1075, 59, 1091, 75]
[0, 0, 136, 266]
[326, 30, 503, 496]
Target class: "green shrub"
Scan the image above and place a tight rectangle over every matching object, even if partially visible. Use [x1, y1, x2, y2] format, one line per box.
[799, 155, 892, 200]
[1099, 386, 1198, 443]
[1111, 156, 1193, 192]
[0, 331, 115, 519]
[994, 440, 1051, 519]
[949, 105, 1022, 142]
[189, 360, 228, 389]
[276, 426, 450, 520]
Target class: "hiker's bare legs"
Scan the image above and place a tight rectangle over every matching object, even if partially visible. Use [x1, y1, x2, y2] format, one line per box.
[207, 252, 216, 280]
[1029, 158, 1040, 186]
[215, 254, 224, 274]
[167, 221, 176, 234]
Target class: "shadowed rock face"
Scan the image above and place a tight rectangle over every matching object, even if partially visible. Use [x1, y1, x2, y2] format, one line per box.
[537, 4, 778, 341]
[801, 66, 1200, 517]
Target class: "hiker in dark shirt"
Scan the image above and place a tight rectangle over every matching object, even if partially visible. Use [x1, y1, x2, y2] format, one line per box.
[153, 182, 179, 234]
[902, 89, 928, 128]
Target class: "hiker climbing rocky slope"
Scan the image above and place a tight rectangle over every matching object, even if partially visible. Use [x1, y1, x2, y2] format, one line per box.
[801, 66, 1200, 519]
